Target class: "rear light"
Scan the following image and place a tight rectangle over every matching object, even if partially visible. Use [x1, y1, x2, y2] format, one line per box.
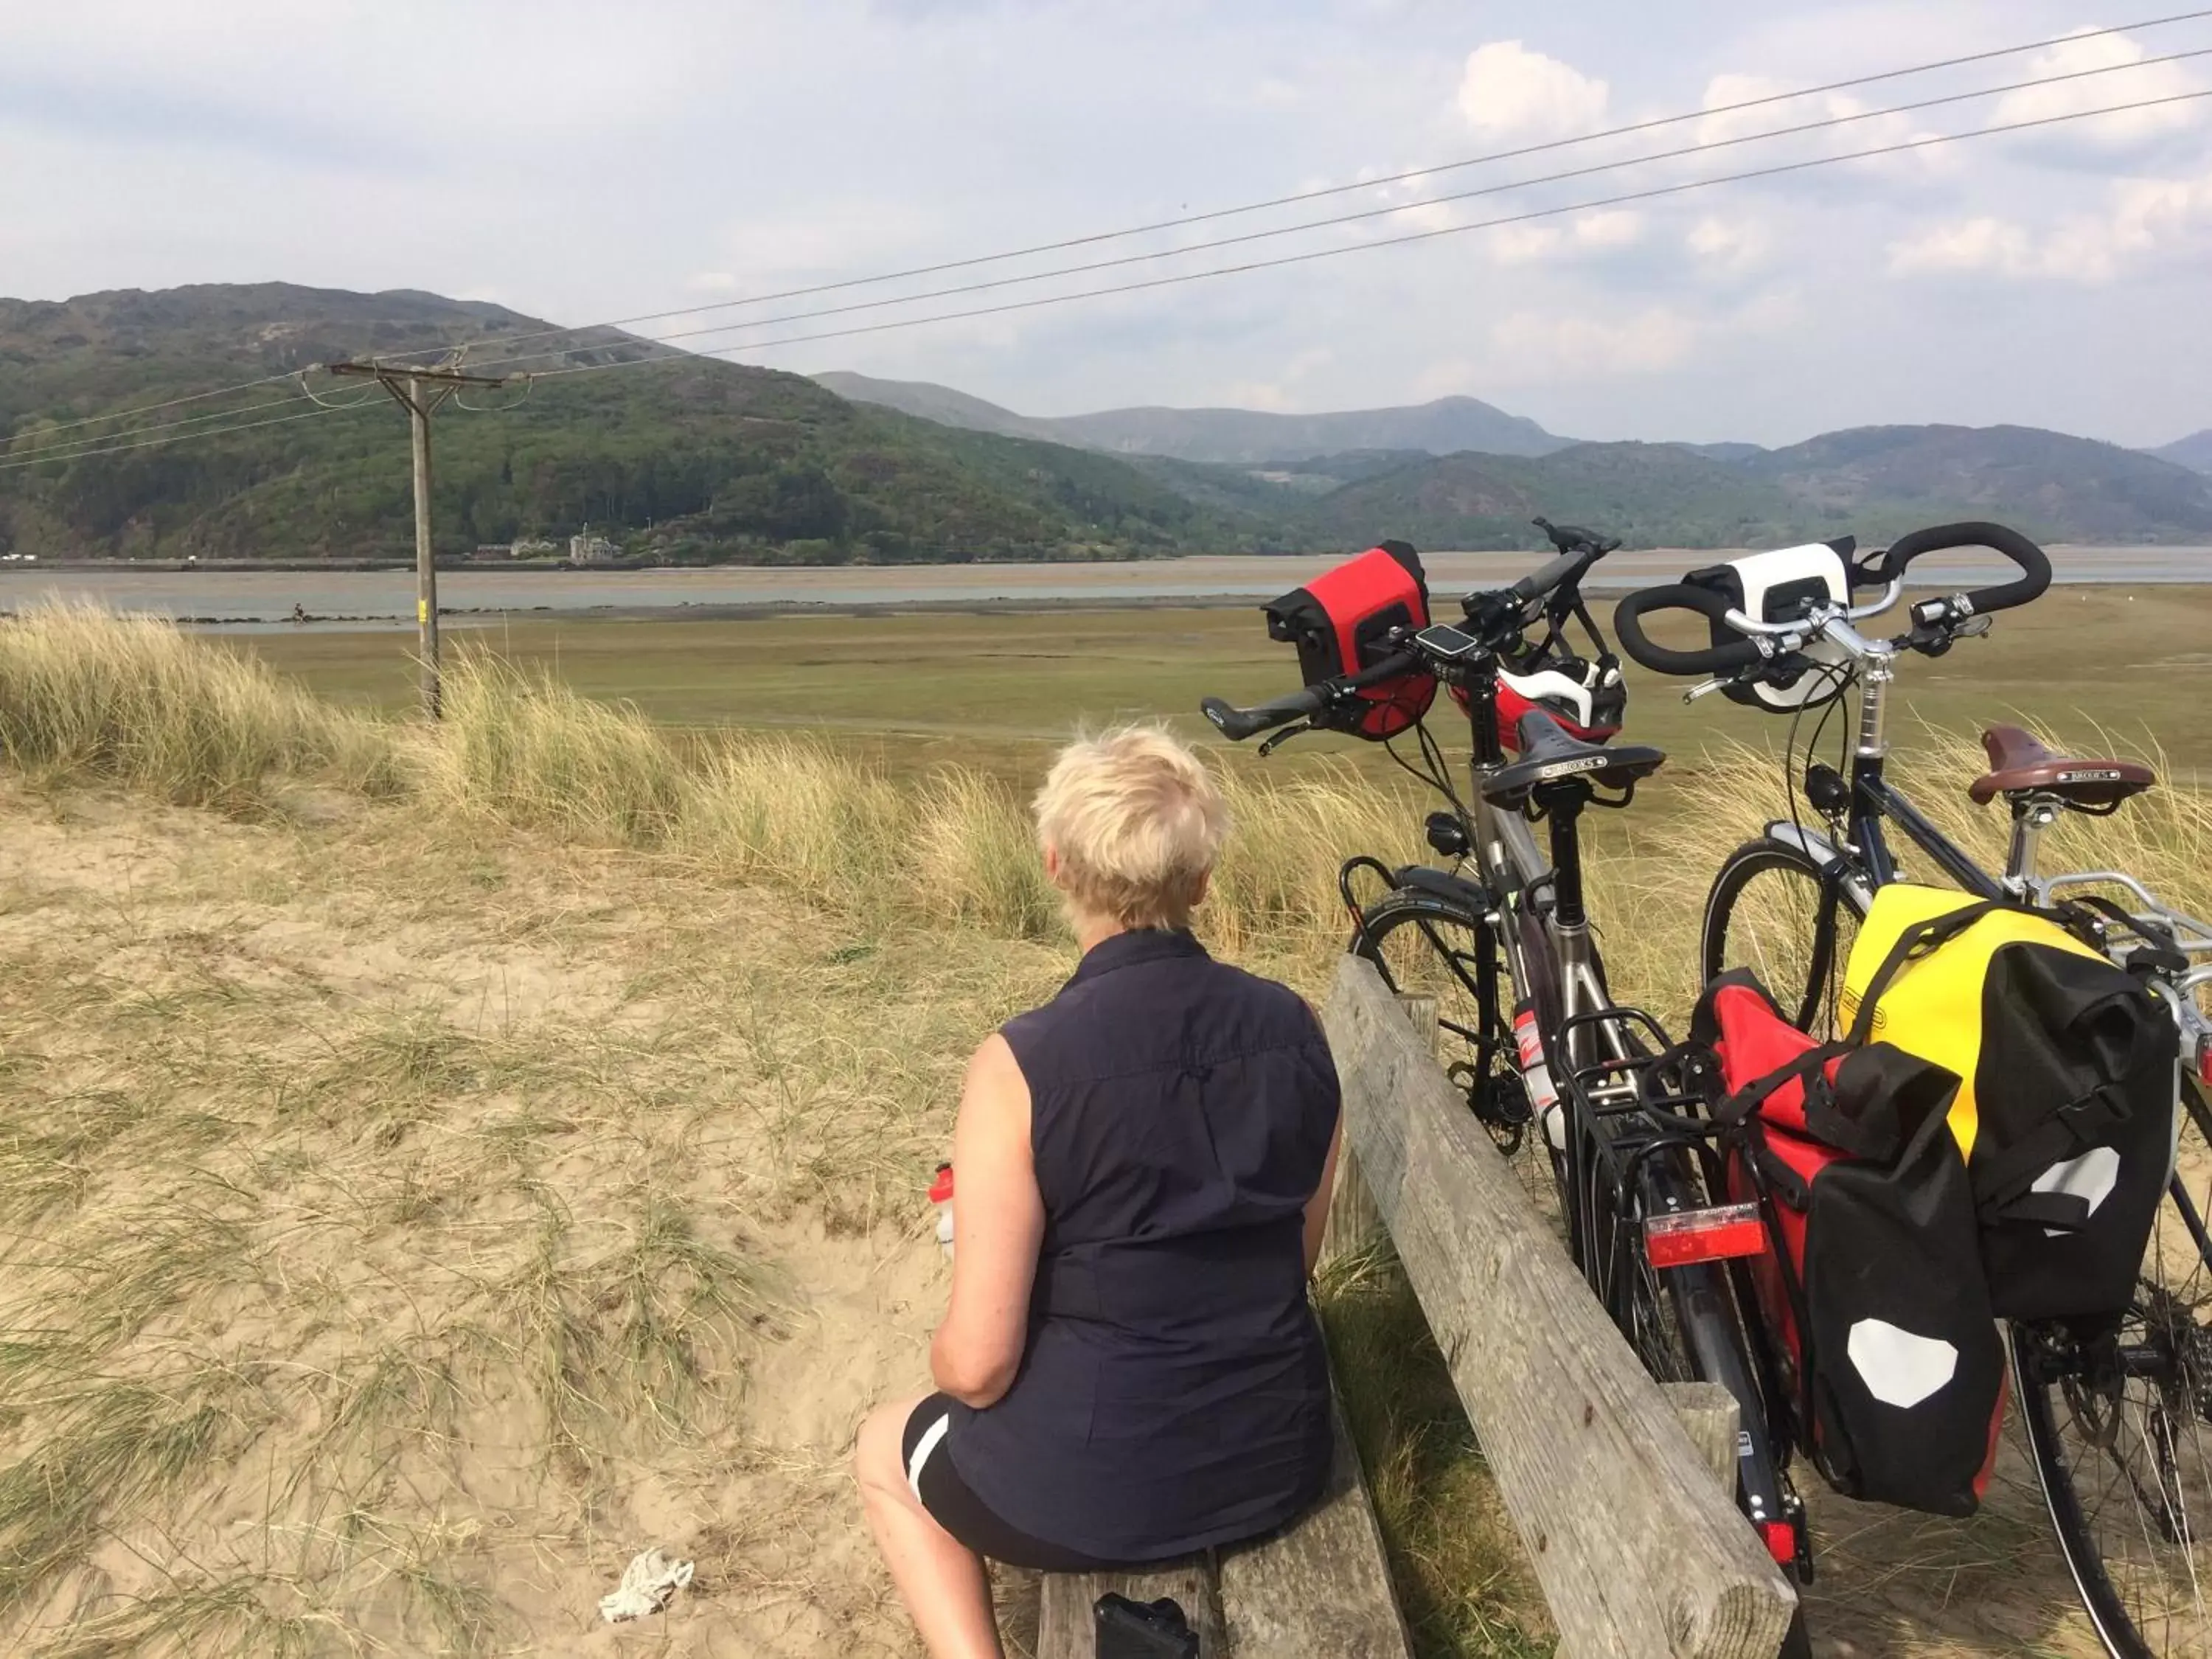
[2195, 1033, 2212, 1091]
[1644, 1203, 1767, 1268]
[1761, 1520, 1796, 1565]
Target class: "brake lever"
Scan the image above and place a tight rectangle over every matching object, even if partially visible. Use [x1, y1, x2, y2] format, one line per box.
[1683, 676, 1737, 703]
[1257, 721, 1316, 757]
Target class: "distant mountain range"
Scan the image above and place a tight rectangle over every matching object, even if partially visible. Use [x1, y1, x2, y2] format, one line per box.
[816, 371, 2212, 547]
[2154, 431, 2212, 475]
[2, 285, 2206, 565]
[811, 372, 1570, 461]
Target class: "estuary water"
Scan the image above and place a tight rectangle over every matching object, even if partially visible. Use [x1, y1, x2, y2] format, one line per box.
[3, 545, 2204, 629]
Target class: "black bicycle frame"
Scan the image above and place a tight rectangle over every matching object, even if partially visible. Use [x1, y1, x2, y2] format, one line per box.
[1849, 761, 2006, 901]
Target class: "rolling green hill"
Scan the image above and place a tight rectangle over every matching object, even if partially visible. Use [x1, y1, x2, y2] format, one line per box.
[1293, 429, 2212, 550]
[1745, 425, 2212, 543]
[0, 285, 1251, 563]
[7, 285, 2211, 564]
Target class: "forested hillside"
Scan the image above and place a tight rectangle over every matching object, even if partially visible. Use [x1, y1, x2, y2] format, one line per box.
[7, 285, 2211, 562]
[0, 286, 1246, 563]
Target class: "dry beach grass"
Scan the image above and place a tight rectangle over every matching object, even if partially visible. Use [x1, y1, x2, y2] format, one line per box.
[4, 605, 2209, 1655]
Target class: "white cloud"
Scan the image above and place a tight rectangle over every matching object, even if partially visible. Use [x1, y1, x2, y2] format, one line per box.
[1481, 212, 1635, 267]
[1485, 306, 1700, 380]
[1994, 29, 2205, 150]
[1888, 169, 2212, 282]
[1886, 216, 2036, 276]
[1686, 215, 1770, 272]
[1455, 41, 1607, 144]
[1222, 347, 1335, 413]
[1571, 210, 1641, 249]
[1486, 225, 1562, 265]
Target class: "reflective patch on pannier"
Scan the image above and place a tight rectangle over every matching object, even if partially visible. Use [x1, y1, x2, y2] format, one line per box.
[1845, 1319, 1958, 1410]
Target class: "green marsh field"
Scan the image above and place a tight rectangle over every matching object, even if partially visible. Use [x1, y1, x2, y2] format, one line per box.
[237, 584, 2212, 781]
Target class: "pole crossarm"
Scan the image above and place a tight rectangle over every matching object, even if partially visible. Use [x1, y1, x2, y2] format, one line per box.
[325, 361, 512, 389]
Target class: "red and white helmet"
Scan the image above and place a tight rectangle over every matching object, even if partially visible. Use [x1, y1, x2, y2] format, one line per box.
[1453, 655, 1625, 751]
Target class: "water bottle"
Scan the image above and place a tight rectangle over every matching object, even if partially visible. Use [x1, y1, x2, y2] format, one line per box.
[1512, 1002, 1566, 1152]
[930, 1163, 955, 1259]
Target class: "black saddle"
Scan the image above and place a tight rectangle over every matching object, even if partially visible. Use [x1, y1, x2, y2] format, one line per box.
[1479, 711, 1665, 804]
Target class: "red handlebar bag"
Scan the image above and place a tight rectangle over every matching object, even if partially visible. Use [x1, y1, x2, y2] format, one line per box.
[1692, 971, 2007, 1517]
[1263, 541, 1436, 740]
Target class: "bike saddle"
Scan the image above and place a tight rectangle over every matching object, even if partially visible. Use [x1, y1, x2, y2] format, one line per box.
[1478, 710, 1665, 804]
[1968, 723, 2156, 809]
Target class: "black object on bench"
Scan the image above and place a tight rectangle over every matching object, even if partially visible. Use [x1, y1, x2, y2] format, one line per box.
[1096, 1592, 1200, 1658]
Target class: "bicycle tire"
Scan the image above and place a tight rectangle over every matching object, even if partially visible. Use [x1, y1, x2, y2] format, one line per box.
[1351, 888, 1571, 1234]
[2011, 1080, 2212, 1659]
[1703, 838, 1865, 1040]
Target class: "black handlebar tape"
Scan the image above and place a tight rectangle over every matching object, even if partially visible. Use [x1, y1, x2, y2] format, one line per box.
[1197, 648, 1421, 742]
[1509, 549, 1587, 603]
[1200, 691, 1317, 741]
[1878, 521, 2053, 614]
[1612, 584, 1767, 677]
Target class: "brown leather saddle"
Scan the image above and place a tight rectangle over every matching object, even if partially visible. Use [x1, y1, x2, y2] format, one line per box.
[1968, 723, 2156, 809]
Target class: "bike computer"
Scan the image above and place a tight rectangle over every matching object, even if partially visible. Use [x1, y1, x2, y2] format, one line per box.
[1416, 623, 1486, 661]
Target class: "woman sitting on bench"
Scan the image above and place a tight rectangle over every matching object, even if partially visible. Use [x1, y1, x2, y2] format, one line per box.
[857, 726, 1345, 1659]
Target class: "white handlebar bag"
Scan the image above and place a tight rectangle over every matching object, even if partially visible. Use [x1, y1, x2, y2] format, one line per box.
[1685, 541, 1854, 712]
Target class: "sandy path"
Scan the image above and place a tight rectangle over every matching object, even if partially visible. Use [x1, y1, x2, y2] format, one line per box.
[0, 787, 1075, 1656]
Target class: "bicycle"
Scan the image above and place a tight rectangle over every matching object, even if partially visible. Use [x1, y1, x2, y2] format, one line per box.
[1202, 522, 1818, 1649]
[1615, 521, 2212, 1658]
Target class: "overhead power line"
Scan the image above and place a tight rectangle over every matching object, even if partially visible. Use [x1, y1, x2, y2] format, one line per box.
[3, 77, 2206, 472]
[0, 369, 309, 445]
[518, 86, 2212, 374]
[0, 404, 349, 472]
[368, 7, 2212, 371]
[10, 12, 2205, 454]
[450, 44, 2212, 374]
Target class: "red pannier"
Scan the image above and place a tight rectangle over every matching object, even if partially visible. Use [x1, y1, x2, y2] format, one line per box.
[1691, 972, 2008, 1517]
[1263, 542, 1437, 740]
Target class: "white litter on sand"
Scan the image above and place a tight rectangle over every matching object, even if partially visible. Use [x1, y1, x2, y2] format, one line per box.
[598, 1546, 696, 1623]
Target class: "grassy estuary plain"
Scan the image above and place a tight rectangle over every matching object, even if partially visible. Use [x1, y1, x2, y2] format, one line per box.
[3, 605, 2209, 1655]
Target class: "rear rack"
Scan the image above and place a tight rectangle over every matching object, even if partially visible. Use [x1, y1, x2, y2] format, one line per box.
[1553, 1005, 1728, 1210]
[2039, 869, 2212, 1032]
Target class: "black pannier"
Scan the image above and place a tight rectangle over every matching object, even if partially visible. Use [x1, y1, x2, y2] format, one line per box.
[1694, 972, 2008, 1516]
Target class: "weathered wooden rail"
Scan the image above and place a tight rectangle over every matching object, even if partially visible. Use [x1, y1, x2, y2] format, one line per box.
[1321, 955, 1798, 1658]
[1038, 959, 1796, 1657]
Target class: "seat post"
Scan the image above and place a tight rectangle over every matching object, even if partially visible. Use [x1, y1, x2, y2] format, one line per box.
[2005, 796, 2062, 894]
[1540, 786, 1588, 931]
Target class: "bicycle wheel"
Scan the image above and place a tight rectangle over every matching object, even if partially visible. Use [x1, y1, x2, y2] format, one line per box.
[1581, 1102, 1818, 1658]
[2014, 1082, 2212, 1658]
[1586, 1150, 1700, 1382]
[1352, 891, 1570, 1231]
[1703, 838, 1865, 1039]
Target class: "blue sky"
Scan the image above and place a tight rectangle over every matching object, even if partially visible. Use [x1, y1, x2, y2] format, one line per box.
[1, 0, 2206, 446]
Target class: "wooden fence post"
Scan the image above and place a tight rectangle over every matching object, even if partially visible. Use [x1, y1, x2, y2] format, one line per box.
[1322, 995, 1434, 1271]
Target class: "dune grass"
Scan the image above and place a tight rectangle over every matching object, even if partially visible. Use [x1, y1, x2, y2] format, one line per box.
[7, 606, 2210, 1655]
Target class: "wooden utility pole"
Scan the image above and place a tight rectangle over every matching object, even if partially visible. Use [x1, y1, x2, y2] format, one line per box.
[327, 359, 508, 718]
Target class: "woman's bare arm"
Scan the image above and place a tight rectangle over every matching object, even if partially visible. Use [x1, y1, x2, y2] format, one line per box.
[929, 1034, 1045, 1409]
[1301, 1107, 1345, 1279]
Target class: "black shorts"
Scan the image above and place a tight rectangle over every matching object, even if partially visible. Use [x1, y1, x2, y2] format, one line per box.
[900, 1393, 1127, 1572]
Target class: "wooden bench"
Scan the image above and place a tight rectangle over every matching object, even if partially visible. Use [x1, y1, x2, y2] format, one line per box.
[1036, 1387, 1412, 1658]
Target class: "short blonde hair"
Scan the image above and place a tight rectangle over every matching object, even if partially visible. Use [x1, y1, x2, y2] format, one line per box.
[1033, 726, 1230, 931]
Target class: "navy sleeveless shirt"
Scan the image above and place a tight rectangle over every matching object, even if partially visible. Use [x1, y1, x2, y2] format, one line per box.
[945, 928, 1340, 1562]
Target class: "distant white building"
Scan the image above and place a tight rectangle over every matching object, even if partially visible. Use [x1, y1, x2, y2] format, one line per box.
[568, 529, 619, 566]
[510, 536, 557, 559]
